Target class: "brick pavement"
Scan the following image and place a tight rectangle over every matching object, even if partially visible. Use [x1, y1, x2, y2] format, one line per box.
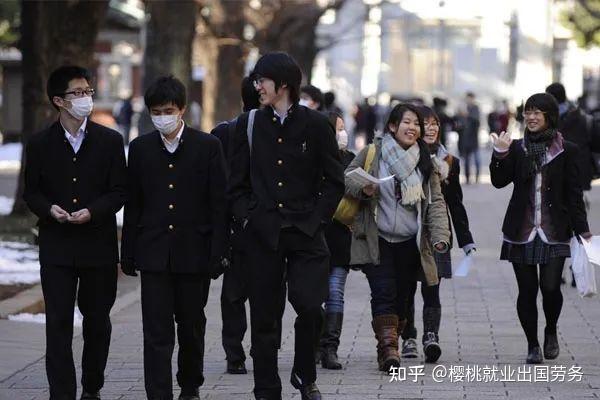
[1, 179, 599, 400]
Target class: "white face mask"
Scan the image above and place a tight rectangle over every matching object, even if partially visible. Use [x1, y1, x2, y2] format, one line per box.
[65, 96, 93, 120]
[337, 129, 348, 150]
[298, 98, 311, 108]
[152, 114, 180, 136]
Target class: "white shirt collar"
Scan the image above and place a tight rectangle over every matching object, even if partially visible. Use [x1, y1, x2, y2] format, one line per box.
[61, 117, 88, 139]
[271, 105, 293, 124]
[161, 121, 185, 152]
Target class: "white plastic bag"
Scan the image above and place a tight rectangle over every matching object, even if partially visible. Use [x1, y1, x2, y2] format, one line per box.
[454, 254, 473, 277]
[581, 236, 600, 267]
[570, 236, 597, 298]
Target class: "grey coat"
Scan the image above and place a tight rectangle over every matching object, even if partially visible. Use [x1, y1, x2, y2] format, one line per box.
[344, 137, 450, 286]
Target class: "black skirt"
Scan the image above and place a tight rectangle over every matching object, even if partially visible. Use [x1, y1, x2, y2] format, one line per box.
[500, 235, 570, 265]
[434, 250, 452, 279]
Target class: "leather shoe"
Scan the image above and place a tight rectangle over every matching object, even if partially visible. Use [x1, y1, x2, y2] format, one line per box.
[179, 387, 199, 400]
[544, 332, 560, 360]
[80, 392, 100, 400]
[226, 359, 247, 374]
[291, 373, 321, 400]
[526, 345, 543, 364]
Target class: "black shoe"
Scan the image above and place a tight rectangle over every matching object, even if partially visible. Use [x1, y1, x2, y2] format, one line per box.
[179, 387, 199, 400]
[423, 332, 442, 363]
[526, 345, 543, 364]
[320, 347, 342, 370]
[544, 332, 559, 360]
[291, 373, 322, 400]
[226, 359, 247, 374]
[80, 392, 100, 400]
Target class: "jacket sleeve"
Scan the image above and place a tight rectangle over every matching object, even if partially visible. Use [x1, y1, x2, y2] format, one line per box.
[316, 118, 345, 222]
[208, 138, 228, 262]
[120, 140, 142, 264]
[565, 144, 590, 235]
[23, 136, 52, 220]
[227, 113, 251, 221]
[427, 169, 451, 246]
[87, 133, 127, 224]
[490, 140, 518, 188]
[344, 146, 369, 199]
[444, 158, 474, 247]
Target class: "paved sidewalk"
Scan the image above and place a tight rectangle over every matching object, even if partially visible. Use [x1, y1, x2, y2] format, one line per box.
[1, 180, 599, 400]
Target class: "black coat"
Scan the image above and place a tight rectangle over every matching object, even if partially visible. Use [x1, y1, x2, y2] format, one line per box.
[324, 149, 355, 267]
[558, 107, 594, 190]
[441, 156, 474, 248]
[228, 104, 345, 250]
[121, 127, 227, 274]
[23, 120, 126, 267]
[490, 138, 589, 242]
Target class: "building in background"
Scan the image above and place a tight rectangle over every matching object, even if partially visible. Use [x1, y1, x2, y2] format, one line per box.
[314, 0, 600, 130]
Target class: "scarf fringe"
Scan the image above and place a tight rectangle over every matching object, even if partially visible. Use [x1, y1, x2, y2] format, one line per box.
[401, 183, 425, 206]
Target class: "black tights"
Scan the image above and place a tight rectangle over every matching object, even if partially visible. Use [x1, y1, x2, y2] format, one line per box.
[512, 258, 565, 349]
[402, 281, 441, 340]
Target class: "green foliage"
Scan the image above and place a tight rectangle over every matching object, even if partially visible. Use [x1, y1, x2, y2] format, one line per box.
[0, 0, 19, 48]
[561, 0, 600, 48]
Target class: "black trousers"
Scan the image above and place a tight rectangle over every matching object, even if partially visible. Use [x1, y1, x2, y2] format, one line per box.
[363, 238, 420, 318]
[221, 244, 287, 363]
[40, 264, 117, 400]
[141, 271, 210, 400]
[247, 226, 329, 400]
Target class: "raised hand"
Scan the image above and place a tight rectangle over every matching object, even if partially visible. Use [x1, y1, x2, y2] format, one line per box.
[490, 130, 512, 152]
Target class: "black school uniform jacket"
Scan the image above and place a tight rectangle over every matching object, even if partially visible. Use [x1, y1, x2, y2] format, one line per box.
[121, 127, 227, 274]
[23, 120, 126, 267]
[490, 137, 589, 242]
[441, 156, 474, 248]
[227, 104, 345, 250]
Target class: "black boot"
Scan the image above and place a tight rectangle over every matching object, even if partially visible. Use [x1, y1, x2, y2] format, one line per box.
[320, 312, 343, 370]
[422, 307, 442, 363]
[544, 327, 559, 360]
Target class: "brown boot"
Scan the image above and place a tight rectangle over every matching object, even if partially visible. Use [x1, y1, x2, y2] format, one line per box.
[372, 314, 401, 372]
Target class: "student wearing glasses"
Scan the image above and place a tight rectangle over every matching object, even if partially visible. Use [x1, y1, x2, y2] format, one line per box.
[490, 93, 592, 364]
[23, 66, 126, 400]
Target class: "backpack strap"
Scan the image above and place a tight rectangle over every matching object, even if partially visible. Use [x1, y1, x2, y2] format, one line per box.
[247, 109, 257, 156]
[364, 144, 376, 172]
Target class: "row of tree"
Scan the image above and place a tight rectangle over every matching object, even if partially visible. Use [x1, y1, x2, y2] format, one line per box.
[10, 0, 345, 216]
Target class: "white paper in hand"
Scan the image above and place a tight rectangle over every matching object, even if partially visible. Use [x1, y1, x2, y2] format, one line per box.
[581, 236, 600, 266]
[345, 167, 395, 186]
[454, 254, 473, 277]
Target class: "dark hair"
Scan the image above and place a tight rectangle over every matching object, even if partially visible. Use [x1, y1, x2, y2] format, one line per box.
[524, 92, 559, 129]
[301, 84, 324, 110]
[545, 82, 567, 104]
[46, 65, 92, 111]
[326, 111, 343, 132]
[144, 75, 187, 110]
[385, 103, 432, 180]
[432, 96, 447, 108]
[324, 91, 335, 108]
[251, 52, 302, 103]
[420, 105, 453, 165]
[241, 77, 260, 112]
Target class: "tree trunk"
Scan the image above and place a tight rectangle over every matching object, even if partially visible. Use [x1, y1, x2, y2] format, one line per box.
[254, 1, 322, 84]
[140, 0, 197, 134]
[12, 0, 109, 216]
[200, 0, 246, 131]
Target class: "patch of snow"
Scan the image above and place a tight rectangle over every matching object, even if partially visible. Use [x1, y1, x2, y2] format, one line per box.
[0, 143, 21, 161]
[0, 143, 21, 172]
[0, 196, 13, 215]
[9, 307, 83, 327]
[0, 241, 39, 284]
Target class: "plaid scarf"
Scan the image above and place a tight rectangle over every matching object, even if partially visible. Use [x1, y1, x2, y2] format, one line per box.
[381, 134, 424, 206]
[523, 128, 556, 179]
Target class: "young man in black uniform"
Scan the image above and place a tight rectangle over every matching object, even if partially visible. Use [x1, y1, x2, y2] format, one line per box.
[121, 76, 227, 400]
[228, 52, 344, 400]
[23, 65, 126, 400]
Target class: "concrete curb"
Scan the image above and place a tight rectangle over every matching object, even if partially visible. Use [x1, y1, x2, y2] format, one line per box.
[0, 284, 44, 319]
[0, 278, 141, 320]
